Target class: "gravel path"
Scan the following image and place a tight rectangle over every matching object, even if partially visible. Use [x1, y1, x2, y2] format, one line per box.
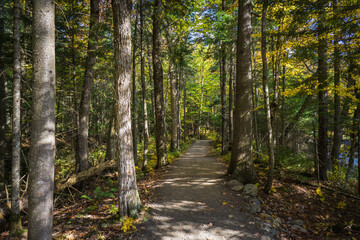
[135, 140, 264, 240]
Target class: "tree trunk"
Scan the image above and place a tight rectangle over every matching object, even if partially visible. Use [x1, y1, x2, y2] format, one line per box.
[112, 0, 141, 218]
[169, 58, 178, 151]
[330, 0, 341, 169]
[77, 0, 100, 172]
[0, 0, 7, 189]
[220, 0, 228, 155]
[261, 0, 275, 194]
[228, 48, 234, 145]
[140, 0, 149, 170]
[152, 0, 168, 168]
[132, 7, 138, 165]
[317, 7, 329, 181]
[28, 0, 56, 238]
[105, 114, 115, 161]
[183, 67, 187, 143]
[228, 0, 256, 183]
[10, 0, 22, 234]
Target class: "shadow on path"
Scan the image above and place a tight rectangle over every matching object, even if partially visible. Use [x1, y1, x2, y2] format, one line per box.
[135, 140, 263, 240]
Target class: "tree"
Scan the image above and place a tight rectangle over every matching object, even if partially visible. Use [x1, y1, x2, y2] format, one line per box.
[0, 0, 6, 189]
[28, 0, 56, 238]
[77, 0, 100, 173]
[260, 0, 275, 194]
[317, 5, 329, 181]
[220, 0, 228, 155]
[112, 0, 141, 217]
[152, 0, 169, 168]
[140, 0, 149, 170]
[228, 0, 256, 183]
[132, 4, 138, 165]
[10, 0, 22, 234]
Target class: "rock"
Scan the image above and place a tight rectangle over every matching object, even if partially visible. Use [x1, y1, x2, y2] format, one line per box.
[227, 179, 241, 189]
[230, 184, 244, 192]
[272, 217, 282, 228]
[260, 213, 272, 222]
[291, 225, 307, 233]
[243, 184, 258, 197]
[262, 222, 277, 237]
[292, 219, 303, 227]
[250, 198, 261, 213]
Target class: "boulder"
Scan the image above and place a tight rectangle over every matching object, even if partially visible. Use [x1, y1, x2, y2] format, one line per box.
[227, 179, 242, 189]
[250, 198, 261, 213]
[292, 219, 303, 227]
[231, 184, 244, 192]
[243, 184, 258, 197]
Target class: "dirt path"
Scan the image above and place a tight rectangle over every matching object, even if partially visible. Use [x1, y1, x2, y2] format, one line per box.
[136, 140, 265, 240]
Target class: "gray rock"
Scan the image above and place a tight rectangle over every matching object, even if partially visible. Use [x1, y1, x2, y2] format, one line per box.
[292, 219, 303, 227]
[227, 179, 241, 189]
[262, 222, 277, 237]
[250, 198, 261, 213]
[261, 236, 273, 240]
[230, 183, 244, 192]
[243, 184, 258, 197]
[272, 217, 282, 228]
[291, 225, 307, 233]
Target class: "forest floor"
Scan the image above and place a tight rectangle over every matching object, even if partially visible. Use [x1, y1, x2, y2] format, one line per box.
[2, 139, 360, 239]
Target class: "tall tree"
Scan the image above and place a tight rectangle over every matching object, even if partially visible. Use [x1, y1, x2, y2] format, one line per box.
[330, 0, 341, 168]
[112, 0, 141, 217]
[261, 0, 275, 194]
[28, 0, 56, 238]
[220, 0, 228, 155]
[10, 0, 22, 234]
[317, 5, 329, 181]
[132, 5, 138, 165]
[228, 0, 256, 183]
[152, 0, 169, 168]
[77, 0, 100, 172]
[0, 0, 6, 189]
[169, 57, 179, 150]
[140, 0, 149, 170]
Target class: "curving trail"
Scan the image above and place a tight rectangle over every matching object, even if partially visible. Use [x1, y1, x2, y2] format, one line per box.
[136, 140, 264, 240]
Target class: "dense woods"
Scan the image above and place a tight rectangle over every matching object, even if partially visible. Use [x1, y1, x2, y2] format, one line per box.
[0, 0, 359, 239]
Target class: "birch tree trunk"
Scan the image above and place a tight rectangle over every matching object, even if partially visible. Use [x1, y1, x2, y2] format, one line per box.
[28, 0, 56, 238]
[112, 0, 141, 217]
[132, 7, 138, 165]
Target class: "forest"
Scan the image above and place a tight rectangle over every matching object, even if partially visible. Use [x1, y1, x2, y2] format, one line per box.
[0, 0, 360, 239]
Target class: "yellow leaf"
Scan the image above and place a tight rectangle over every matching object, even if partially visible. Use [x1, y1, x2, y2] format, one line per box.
[337, 200, 346, 209]
[222, 201, 228, 205]
[316, 187, 323, 197]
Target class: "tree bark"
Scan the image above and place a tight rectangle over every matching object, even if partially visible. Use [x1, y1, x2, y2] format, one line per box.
[132, 6, 138, 165]
[112, 0, 141, 218]
[183, 67, 187, 143]
[317, 7, 329, 181]
[228, 47, 234, 145]
[140, 0, 149, 170]
[77, 0, 100, 172]
[28, 0, 56, 238]
[10, 0, 22, 234]
[169, 58, 178, 150]
[220, 0, 228, 155]
[0, 0, 7, 189]
[330, 0, 341, 169]
[228, 0, 256, 183]
[152, 0, 169, 168]
[261, 0, 275, 194]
